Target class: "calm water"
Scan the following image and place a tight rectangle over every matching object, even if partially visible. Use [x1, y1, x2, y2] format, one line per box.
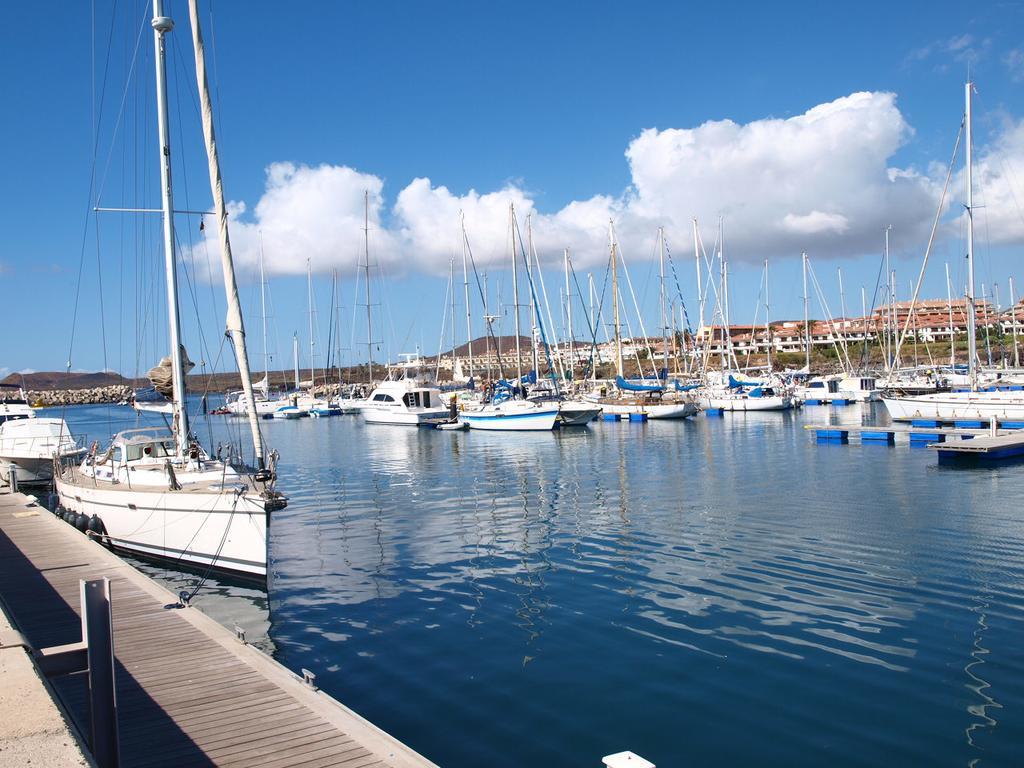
[53, 401, 1024, 767]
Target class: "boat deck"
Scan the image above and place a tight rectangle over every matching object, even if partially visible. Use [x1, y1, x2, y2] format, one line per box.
[0, 491, 435, 768]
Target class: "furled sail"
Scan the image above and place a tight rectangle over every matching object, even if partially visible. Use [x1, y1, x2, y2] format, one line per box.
[616, 375, 664, 393]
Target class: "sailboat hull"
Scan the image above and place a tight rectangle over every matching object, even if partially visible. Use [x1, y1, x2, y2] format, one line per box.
[460, 404, 559, 431]
[882, 392, 1024, 421]
[54, 471, 270, 581]
[598, 401, 699, 419]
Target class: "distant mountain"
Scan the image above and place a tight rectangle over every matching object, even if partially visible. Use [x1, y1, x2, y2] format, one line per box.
[1, 371, 132, 390]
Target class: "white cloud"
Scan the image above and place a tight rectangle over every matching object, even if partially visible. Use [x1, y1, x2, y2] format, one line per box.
[1005, 48, 1024, 82]
[199, 90, 1023, 278]
[962, 117, 1024, 244]
[782, 211, 850, 235]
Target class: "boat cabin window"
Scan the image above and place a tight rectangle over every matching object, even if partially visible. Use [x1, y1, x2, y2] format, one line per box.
[125, 440, 174, 461]
[372, 394, 395, 403]
[402, 392, 420, 408]
[808, 381, 824, 389]
[861, 378, 875, 390]
[827, 380, 840, 393]
[423, 392, 432, 407]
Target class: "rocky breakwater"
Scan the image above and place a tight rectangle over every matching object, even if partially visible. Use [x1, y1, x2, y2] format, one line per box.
[12, 385, 134, 407]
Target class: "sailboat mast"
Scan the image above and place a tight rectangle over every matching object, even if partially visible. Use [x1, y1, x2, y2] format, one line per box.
[802, 251, 810, 371]
[363, 191, 374, 385]
[658, 228, 668, 376]
[565, 248, 574, 382]
[965, 80, 978, 390]
[526, 215, 540, 377]
[188, 0, 266, 466]
[693, 219, 704, 333]
[293, 333, 299, 390]
[307, 259, 315, 391]
[946, 262, 955, 367]
[259, 233, 269, 385]
[1011, 276, 1020, 368]
[764, 258, 772, 370]
[152, 2, 190, 460]
[461, 213, 474, 379]
[510, 204, 523, 380]
[610, 220, 623, 378]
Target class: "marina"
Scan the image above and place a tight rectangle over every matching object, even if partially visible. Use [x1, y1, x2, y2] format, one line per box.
[4, 0, 1024, 766]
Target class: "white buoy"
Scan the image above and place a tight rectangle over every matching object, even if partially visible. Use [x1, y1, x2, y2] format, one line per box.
[603, 751, 655, 768]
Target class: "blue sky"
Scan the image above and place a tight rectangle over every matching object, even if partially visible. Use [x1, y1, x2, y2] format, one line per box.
[2, 1, 1023, 378]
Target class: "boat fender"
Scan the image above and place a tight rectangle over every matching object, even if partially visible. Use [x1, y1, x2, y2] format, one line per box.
[62, 509, 75, 524]
[75, 513, 89, 531]
[87, 515, 106, 536]
[47, 493, 59, 512]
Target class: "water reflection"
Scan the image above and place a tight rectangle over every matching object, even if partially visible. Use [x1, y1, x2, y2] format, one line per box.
[54, 400, 1024, 767]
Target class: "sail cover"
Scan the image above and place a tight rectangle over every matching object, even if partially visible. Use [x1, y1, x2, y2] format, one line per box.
[616, 375, 664, 393]
[147, 346, 195, 399]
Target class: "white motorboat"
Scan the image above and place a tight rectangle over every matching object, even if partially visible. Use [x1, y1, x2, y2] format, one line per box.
[0, 385, 35, 424]
[55, 1, 285, 582]
[558, 400, 603, 425]
[459, 398, 560, 431]
[360, 380, 450, 426]
[0, 418, 83, 486]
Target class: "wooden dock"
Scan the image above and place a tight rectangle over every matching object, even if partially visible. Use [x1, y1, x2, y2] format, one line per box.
[0, 491, 437, 768]
[931, 432, 1024, 462]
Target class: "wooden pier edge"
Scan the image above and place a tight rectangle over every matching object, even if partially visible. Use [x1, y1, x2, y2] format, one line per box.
[0, 491, 438, 768]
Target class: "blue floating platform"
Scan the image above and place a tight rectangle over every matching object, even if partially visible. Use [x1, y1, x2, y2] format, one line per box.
[910, 432, 944, 443]
[805, 399, 823, 406]
[861, 431, 895, 444]
[628, 413, 648, 422]
[954, 420, 984, 429]
[832, 398, 851, 406]
[1002, 421, 1024, 429]
[815, 429, 848, 442]
[705, 408, 724, 417]
[911, 419, 941, 428]
[602, 413, 622, 422]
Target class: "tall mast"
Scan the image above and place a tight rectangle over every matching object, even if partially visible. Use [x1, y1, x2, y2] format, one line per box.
[187, 0, 264, 466]
[152, 2, 189, 460]
[693, 218, 704, 333]
[588, 272, 597, 382]
[293, 333, 299, 390]
[838, 267, 847, 350]
[719, 219, 728, 371]
[965, 80, 978, 390]
[307, 258, 315, 392]
[460, 212, 474, 379]
[1011, 277, 1020, 368]
[449, 256, 457, 376]
[802, 251, 810, 371]
[526, 214, 540, 377]
[764, 258, 772, 370]
[610, 220, 623, 378]
[564, 248, 574, 382]
[658, 228, 668, 376]
[363, 190, 374, 385]
[884, 225, 892, 370]
[946, 262, 955, 366]
[259, 233, 269, 386]
[510, 204, 523, 380]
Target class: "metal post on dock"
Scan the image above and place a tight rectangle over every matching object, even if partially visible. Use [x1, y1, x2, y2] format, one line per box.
[82, 578, 120, 768]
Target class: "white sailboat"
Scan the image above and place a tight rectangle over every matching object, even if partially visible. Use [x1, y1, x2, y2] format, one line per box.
[882, 80, 1024, 422]
[592, 222, 699, 419]
[459, 203, 561, 431]
[54, 0, 285, 582]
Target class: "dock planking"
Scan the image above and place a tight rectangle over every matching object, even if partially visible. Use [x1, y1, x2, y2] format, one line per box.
[0, 492, 437, 768]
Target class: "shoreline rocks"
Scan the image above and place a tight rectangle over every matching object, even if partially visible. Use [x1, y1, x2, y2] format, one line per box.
[4, 385, 134, 407]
